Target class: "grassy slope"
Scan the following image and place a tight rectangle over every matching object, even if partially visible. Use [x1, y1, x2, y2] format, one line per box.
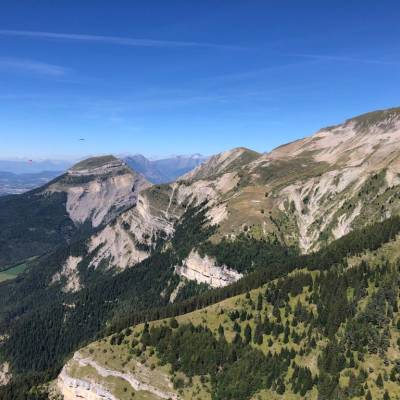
[62, 237, 400, 400]
[70, 155, 118, 171]
[0, 263, 28, 282]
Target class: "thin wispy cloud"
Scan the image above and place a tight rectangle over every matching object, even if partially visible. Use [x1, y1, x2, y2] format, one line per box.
[288, 53, 398, 66]
[0, 29, 245, 50]
[206, 59, 321, 83]
[0, 57, 67, 76]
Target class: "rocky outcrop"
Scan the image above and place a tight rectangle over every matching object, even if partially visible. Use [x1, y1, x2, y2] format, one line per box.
[57, 364, 116, 400]
[87, 190, 175, 271]
[38, 109, 400, 283]
[176, 250, 243, 288]
[57, 352, 179, 400]
[0, 362, 11, 386]
[47, 156, 150, 228]
[51, 255, 83, 293]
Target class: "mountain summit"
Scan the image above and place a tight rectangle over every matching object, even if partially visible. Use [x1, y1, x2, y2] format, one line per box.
[0, 155, 149, 268]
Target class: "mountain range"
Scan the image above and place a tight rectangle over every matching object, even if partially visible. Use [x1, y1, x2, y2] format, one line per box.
[124, 153, 208, 184]
[0, 154, 208, 196]
[1, 107, 400, 400]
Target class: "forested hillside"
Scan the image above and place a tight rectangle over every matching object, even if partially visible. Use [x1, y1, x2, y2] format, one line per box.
[55, 227, 400, 400]
[2, 209, 400, 399]
[2, 109, 400, 399]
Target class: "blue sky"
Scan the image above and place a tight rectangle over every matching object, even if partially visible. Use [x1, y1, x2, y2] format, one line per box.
[0, 1, 400, 160]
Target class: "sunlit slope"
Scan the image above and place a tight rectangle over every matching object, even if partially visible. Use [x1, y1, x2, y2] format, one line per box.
[0, 155, 149, 268]
[58, 235, 400, 400]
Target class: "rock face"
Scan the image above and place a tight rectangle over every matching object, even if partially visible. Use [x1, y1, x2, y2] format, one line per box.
[0, 155, 150, 268]
[78, 109, 400, 279]
[47, 155, 150, 228]
[51, 255, 83, 293]
[182, 147, 259, 181]
[57, 352, 178, 400]
[249, 107, 400, 252]
[165, 108, 400, 254]
[176, 250, 243, 288]
[86, 190, 174, 271]
[13, 108, 400, 288]
[0, 362, 11, 386]
[57, 363, 117, 400]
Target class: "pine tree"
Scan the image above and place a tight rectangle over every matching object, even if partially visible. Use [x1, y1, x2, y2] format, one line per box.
[365, 390, 372, 400]
[390, 367, 396, 382]
[254, 323, 263, 345]
[383, 390, 391, 400]
[376, 373, 384, 388]
[276, 379, 285, 395]
[169, 317, 179, 329]
[244, 324, 252, 344]
[218, 324, 224, 337]
[257, 293, 263, 311]
[233, 321, 241, 333]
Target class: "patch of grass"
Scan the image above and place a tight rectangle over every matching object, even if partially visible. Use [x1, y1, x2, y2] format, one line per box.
[0, 262, 28, 282]
[70, 155, 118, 171]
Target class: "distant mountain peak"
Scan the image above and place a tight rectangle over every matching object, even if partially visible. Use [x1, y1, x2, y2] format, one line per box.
[182, 147, 260, 181]
[124, 153, 208, 184]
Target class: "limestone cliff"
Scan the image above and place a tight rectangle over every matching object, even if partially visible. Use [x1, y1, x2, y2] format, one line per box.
[175, 250, 243, 288]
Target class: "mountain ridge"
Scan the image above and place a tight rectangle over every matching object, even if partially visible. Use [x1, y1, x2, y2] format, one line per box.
[2, 106, 400, 399]
[47, 106, 400, 292]
[0, 155, 149, 268]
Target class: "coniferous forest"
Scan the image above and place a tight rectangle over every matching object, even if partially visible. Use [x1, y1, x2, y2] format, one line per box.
[1, 204, 400, 399]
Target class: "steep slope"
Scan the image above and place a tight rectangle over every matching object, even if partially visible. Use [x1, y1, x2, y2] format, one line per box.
[54, 149, 254, 287]
[170, 108, 400, 254]
[48, 155, 149, 228]
[246, 107, 400, 252]
[72, 110, 400, 287]
[0, 155, 149, 268]
[182, 147, 259, 181]
[38, 109, 400, 295]
[56, 231, 400, 400]
[3, 107, 400, 399]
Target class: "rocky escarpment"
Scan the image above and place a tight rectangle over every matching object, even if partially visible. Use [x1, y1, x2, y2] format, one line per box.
[51, 255, 83, 293]
[53, 109, 400, 290]
[51, 183, 177, 291]
[247, 107, 400, 252]
[0, 155, 151, 268]
[57, 367, 116, 400]
[172, 108, 400, 254]
[46, 155, 150, 228]
[86, 190, 175, 271]
[0, 362, 11, 386]
[175, 250, 243, 288]
[57, 352, 178, 400]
